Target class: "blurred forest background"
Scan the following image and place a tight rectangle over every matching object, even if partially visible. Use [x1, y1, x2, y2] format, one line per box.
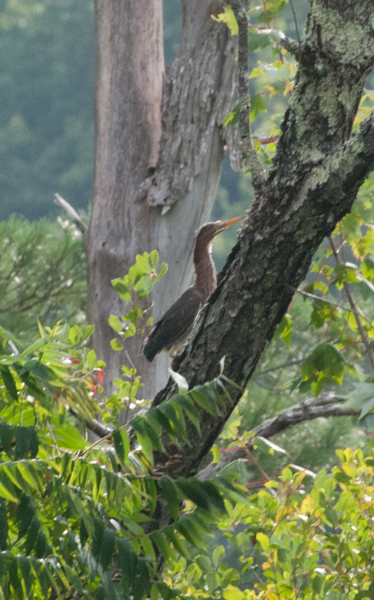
[1, 0, 374, 480]
[0, 0, 308, 222]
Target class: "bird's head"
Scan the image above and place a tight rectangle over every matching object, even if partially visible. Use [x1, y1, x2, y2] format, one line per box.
[195, 216, 244, 246]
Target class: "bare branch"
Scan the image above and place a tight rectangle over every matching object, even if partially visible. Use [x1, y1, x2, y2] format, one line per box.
[198, 392, 359, 479]
[69, 406, 113, 439]
[279, 33, 300, 58]
[258, 359, 302, 375]
[54, 193, 86, 234]
[230, 0, 266, 188]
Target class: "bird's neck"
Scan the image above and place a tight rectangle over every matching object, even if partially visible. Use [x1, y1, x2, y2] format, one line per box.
[193, 242, 217, 301]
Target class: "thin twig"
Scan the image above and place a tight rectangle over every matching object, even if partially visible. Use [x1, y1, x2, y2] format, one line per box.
[262, 0, 270, 28]
[329, 235, 374, 372]
[289, 0, 301, 47]
[231, 0, 266, 188]
[258, 359, 303, 375]
[54, 193, 86, 234]
[289, 285, 373, 327]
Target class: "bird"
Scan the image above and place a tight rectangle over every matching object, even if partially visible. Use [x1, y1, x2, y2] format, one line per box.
[143, 216, 243, 362]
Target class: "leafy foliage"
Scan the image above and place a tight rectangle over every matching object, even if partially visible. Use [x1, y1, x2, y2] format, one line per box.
[0, 215, 87, 346]
[0, 257, 236, 598]
[1, 250, 374, 598]
[169, 448, 374, 599]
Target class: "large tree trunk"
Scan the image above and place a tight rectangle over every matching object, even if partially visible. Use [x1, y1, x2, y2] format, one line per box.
[151, 0, 374, 479]
[88, 0, 238, 400]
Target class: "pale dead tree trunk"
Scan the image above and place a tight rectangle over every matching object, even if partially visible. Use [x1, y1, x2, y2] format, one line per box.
[151, 0, 374, 479]
[87, 0, 238, 400]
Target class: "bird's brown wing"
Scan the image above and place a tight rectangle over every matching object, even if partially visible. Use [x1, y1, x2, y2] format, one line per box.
[143, 287, 202, 362]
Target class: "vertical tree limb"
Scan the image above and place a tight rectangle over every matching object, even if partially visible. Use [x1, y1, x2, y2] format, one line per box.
[88, 0, 239, 400]
[230, 0, 266, 188]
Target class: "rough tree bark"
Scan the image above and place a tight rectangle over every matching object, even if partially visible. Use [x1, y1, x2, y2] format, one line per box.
[151, 0, 374, 479]
[87, 0, 238, 400]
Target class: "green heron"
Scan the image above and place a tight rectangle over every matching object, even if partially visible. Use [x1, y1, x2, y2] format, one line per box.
[143, 216, 243, 362]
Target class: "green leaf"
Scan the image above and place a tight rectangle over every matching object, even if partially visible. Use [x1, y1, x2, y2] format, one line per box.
[113, 429, 129, 465]
[275, 314, 293, 347]
[35, 529, 47, 558]
[80, 518, 88, 547]
[14, 427, 34, 459]
[25, 518, 40, 555]
[0, 473, 19, 503]
[16, 494, 35, 539]
[149, 249, 159, 269]
[151, 531, 172, 564]
[52, 423, 87, 450]
[131, 422, 153, 464]
[157, 263, 168, 280]
[258, 0, 288, 22]
[133, 558, 149, 600]
[102, 571, 121, 600]
[223, 105, 240, 128]
[248, 29, 272, 52]
[18, 338, 47, 360]
[18, 555, 33, 597]
[87, 349, 97, 369]
[110, 338, 124, 350]
[174, 395, 201, 434]
[0, 365, 18, 401]
[69, 324, 82, 344]
[250, 94, 267, 120]
[324, 506, 339, 528]
[161, 402, 187, 441]
[200, 481, 226, 512]
[347, 382, 374, 415]
[216, 5, 238, 35]
[157, 582, 173, 600]
[0, 424, 14, 454]
[112, 279, 131, 301]
[92, 518, 105, 559]
[142, 419, 163, 451]
[159, 476, 180, 521]
[301, 343, 345, 394]
[164, 527, 190, 559]
[0, 501, 8, 550]
[136, 252, 152, 273]
[99, 528, 116, 570]
[196, 555, 211, 572]
[108, 314, 122, 333]
[359, 397, 374, 420]
[177, 478, 212, 511]
[117, 539, 137, 595]
[123, 322, 137, 339]
[212, 545, 225, 567]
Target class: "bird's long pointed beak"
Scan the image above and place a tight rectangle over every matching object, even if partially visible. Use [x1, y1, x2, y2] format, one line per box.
[214, 215, 244, 235]
[222, 216, 244, 228]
